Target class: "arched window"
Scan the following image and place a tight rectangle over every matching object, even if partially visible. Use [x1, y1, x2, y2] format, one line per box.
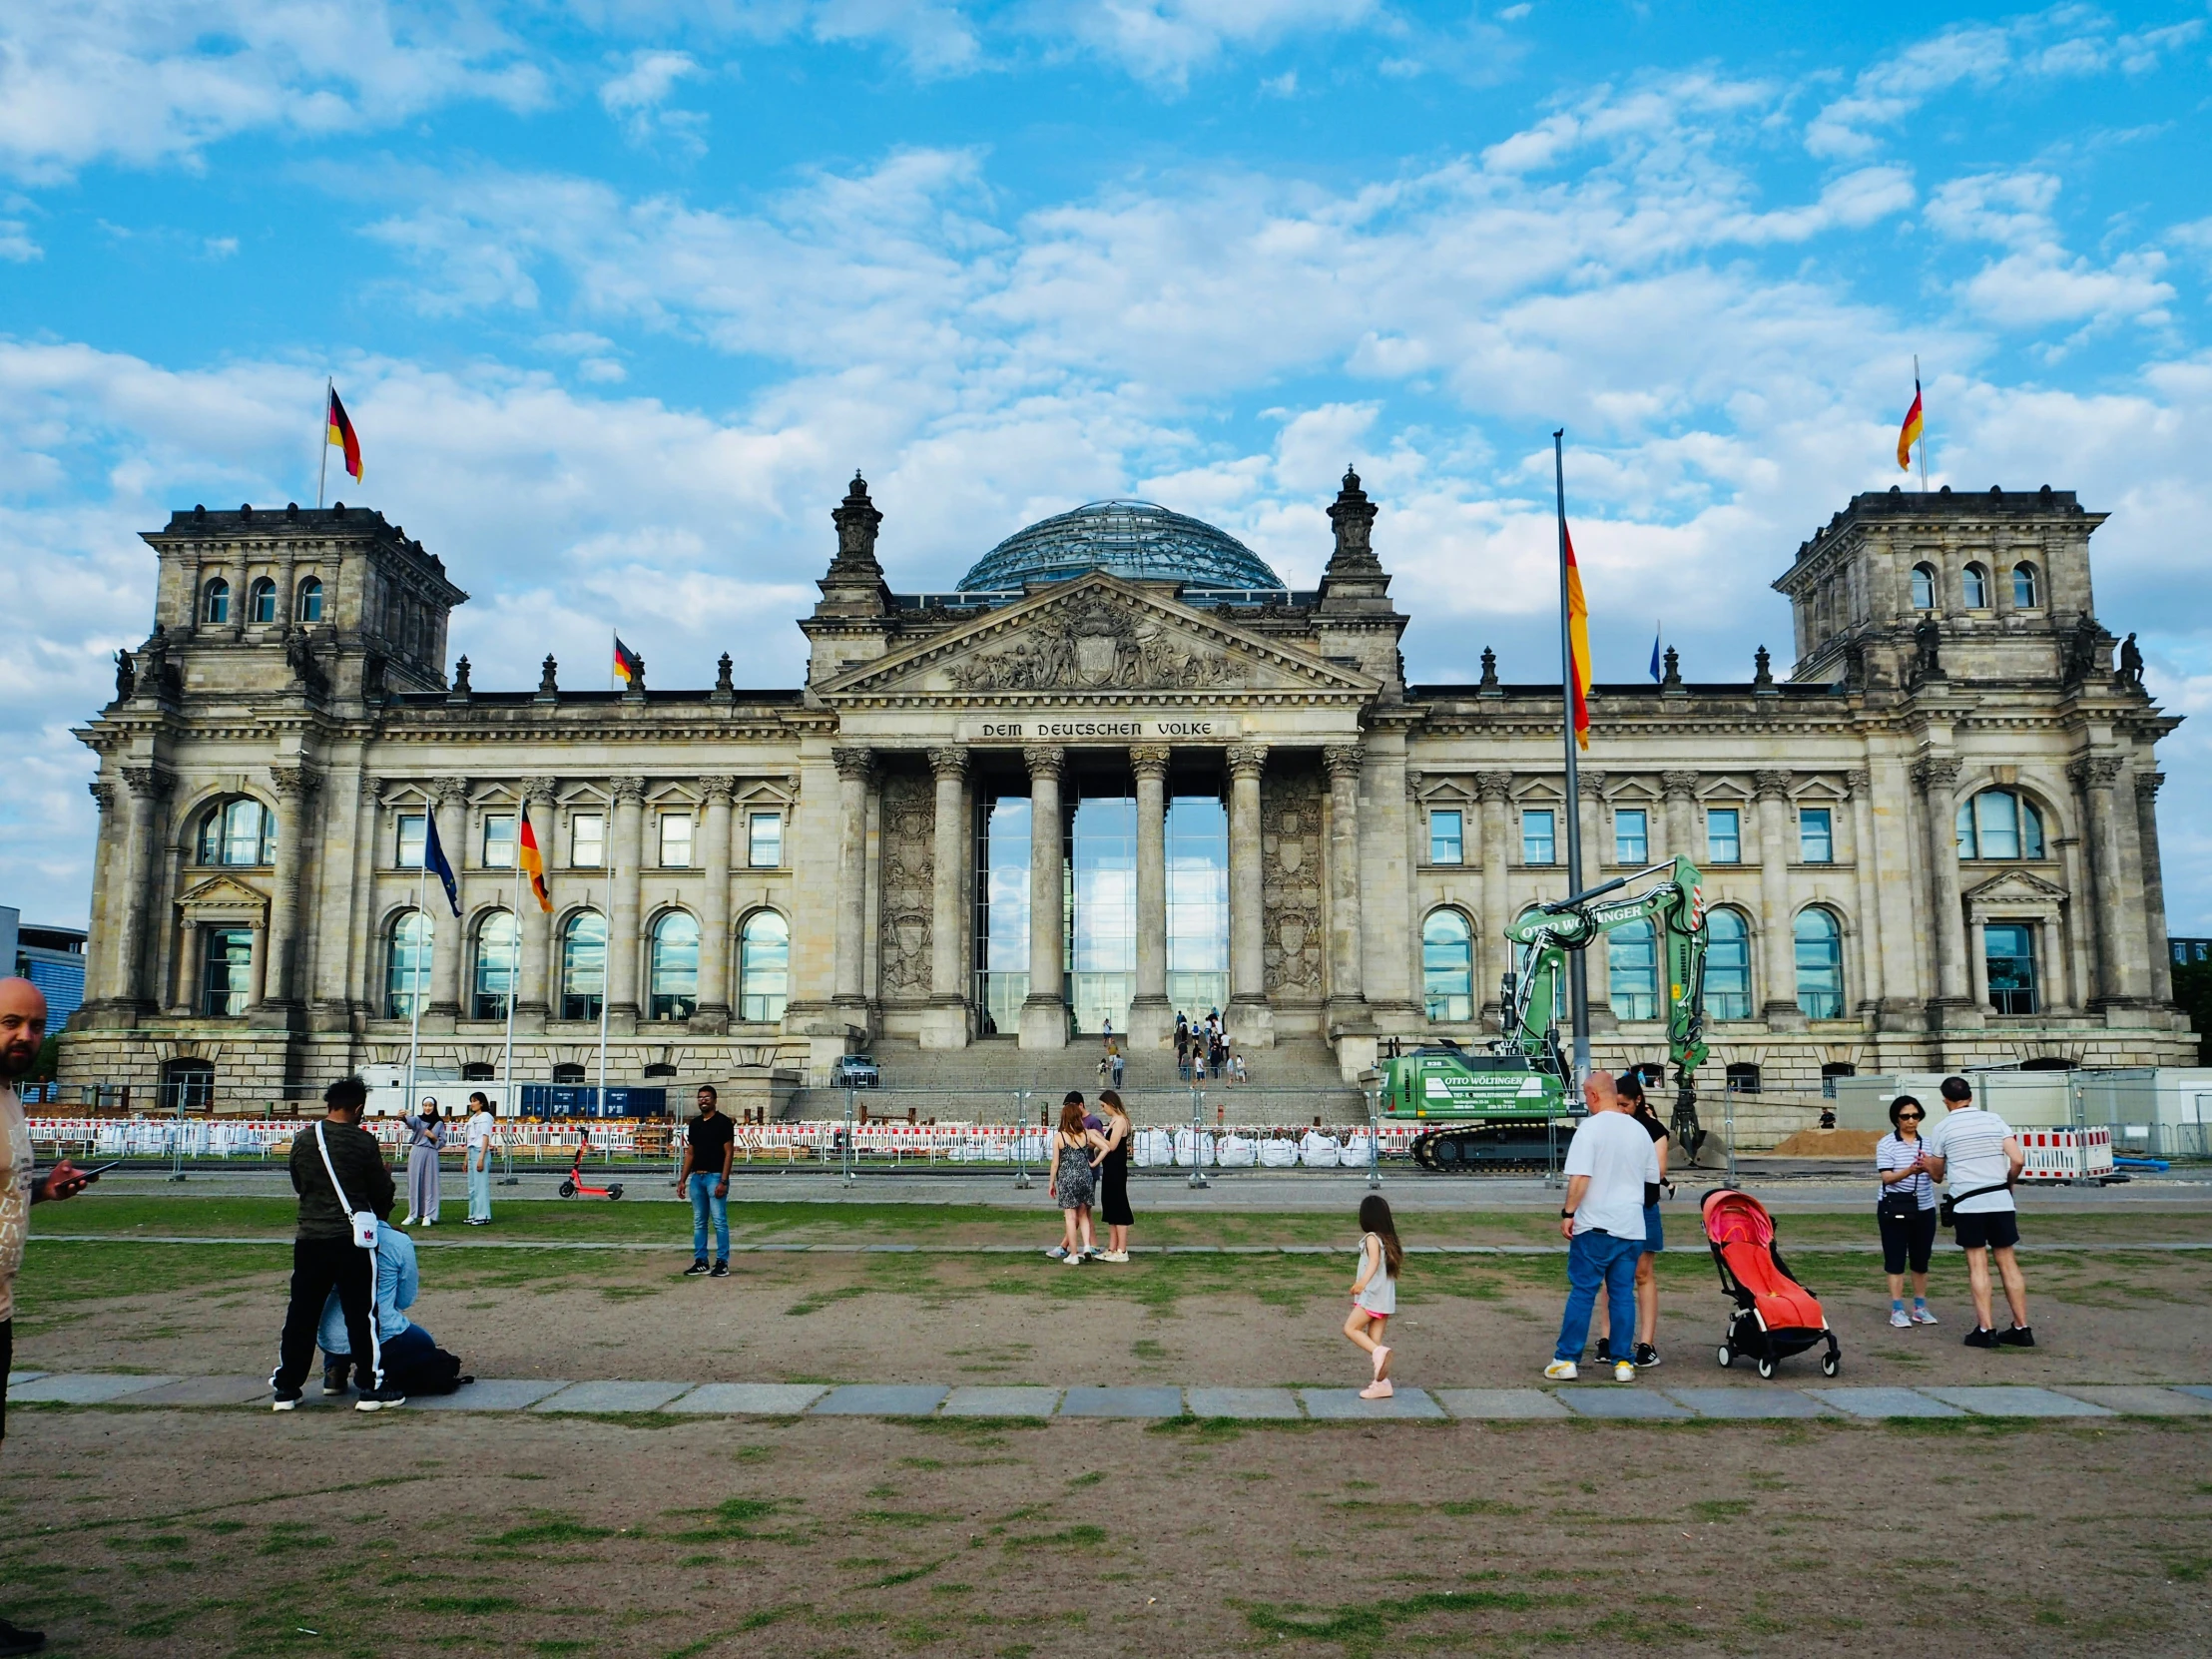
[1725, 1062, 1762, 1095]
[472, 910, 518, 1021]
[2011, 563, 2039, 608]
[650, 911, 700, 1020]
[1821, 1060, 1856, 1098]
[1910, 563, 1936, 610]
[1421, 909, 1473, 1022]
[198, 798, 276, 865]
[161, 1057, 216, 1111]
[1607, 919, 1658, 1020]
[296, 575, 324, 623]
[552, 1062, 587, 1083]
[248, 576, 276, 624]
[1794, 907, 1844, 1019]
[385, 910, 432, 1019]
[740, 910, 790, 1023]
[1961, 562, 1989, 609]
[1705, 908, 1753, 1020]
[560, 911, 606, 1021]
[204, 577, 231, 624]
[1955, 790, 2046, 860]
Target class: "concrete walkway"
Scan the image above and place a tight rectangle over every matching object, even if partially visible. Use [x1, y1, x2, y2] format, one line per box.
[10, 1370, 2209, 1421]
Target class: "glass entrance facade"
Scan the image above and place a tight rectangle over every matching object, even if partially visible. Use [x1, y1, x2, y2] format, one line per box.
[976, 794, 1031, 1036]
[1167, 793, 1228, 1022]
[1067, 793, 1136, 1033]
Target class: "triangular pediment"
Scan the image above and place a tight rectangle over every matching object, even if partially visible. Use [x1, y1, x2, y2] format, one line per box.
[820, 574, 1376, 704]
[1962, 868, 2068, 906]
[176, 873, 269, 918]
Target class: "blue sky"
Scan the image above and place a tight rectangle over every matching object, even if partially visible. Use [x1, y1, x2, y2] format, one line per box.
[5, 2, 2212, 930]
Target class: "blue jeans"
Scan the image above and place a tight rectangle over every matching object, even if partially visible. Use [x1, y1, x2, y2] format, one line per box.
[1556, 1230, 1643, 1363]
[688, 1172, 729, 1262]
[467, 1160, 493, 1222]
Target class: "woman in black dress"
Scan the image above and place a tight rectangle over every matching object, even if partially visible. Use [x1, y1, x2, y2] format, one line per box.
[1097, 1090, 1134, 1263]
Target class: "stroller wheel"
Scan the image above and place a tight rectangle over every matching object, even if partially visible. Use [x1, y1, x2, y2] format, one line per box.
[1755, 1356, 1777, 1381]
[1821, 1352, 1840, 1378]
[1716, 1346, 1734, 1369]
[558, 1180, 576, 1198]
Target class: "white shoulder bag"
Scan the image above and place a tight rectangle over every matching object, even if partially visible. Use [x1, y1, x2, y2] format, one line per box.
[316, 1121, 380, 1250]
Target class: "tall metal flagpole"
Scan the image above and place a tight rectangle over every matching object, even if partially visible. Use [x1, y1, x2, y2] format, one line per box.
[404, 830, 428, 1116]
[316, 378, 331, 510]
[596, 861, 612, 1115]
[1553, 430, 1591, 1086]
[502, 855, 521, 1118]
[1914, 354, 1929, 493]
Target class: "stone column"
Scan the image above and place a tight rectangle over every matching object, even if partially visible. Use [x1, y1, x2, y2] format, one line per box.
[1912, 756, 1973, 1020]
[1323, 745, 1368, 1031]
[254, 764, 316, 1024]
[82, 779, 118, 1011]
[608, 776, 646, 1033]
[1019, 745, 1067, 1049]
[687, 778, 734, 1033]
[516, 781, 557, 1029]
[1226, 743, 1271, 1043]
[1845, 770, 1884, 1017]
[111, 766, 170, 1011]
[1661, 772, 1698, 863]
[1126, 746, 1172, 1049]
[1578, 771, 1606, 877]
[1969, 915, 1991, 1010]
[423, 777, 468, 1027]
[1753, 770, 1802, 1027]
[830, 749, 873, 1030]
[2071, 755, 2142, 1010]
[2136, 770, 2174, 1005]
[1474, 772, 1513, 1032]
[2040, 914, 2070, 1012]
[922, 748, 972, 1049]
[308, 761, 364, 1030]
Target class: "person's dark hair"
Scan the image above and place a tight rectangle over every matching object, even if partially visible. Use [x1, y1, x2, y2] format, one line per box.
[324, 1076, 367, 1114]
[1358, 1194, 1403, 1278]
[1939, 1075, 1973, 1104]
[468, 1091, 490, 1109]
[1099, 1089, 1127, 1119]
[1063, 1090, 1085, 1107]
[1616, 1069, 1646, 1102]
[697, 1083, 718, 1104]
[1058, 1100, 1088, 1136]
[1889, 1094, 1925, 1129]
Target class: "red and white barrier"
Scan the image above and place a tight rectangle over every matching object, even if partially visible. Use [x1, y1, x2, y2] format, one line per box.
[2017, 1126, 2114, 1183]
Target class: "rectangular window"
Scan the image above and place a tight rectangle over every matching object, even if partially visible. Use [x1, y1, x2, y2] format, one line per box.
[481, 813, 516, 868]
[396, 813, 426, 869]
[1985, 923, 2038, 1015]
[748, 812, 783, 868]
[1707, 807, 1741, 863]
[570, 813, 605, 868]
[1614, 808, 1648, 865]
[659, 812, 694, 869]
[201, 927, 254, 1017]
[1520, 809, 1556, 865]
[1428, 809, 1464, 865]
[1799, 807, 1834, 863]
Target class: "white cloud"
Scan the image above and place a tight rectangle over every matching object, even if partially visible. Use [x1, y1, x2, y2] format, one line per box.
[598, 48, 709, 151]
[1928, 171, 2173, 329]
[1026, 0, 1379, 88]
[0, 220, 39, 262]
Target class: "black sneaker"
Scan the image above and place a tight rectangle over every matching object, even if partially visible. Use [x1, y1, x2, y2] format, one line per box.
[1997, 1325, 2036, 1348]
[271, 1385, 303, 1412]
[1594, 1338, 1612, 1363]
[709, 1260, 729, 1278]
[353, 1385, 407, 1412]
[322, 1360, 351, 1395]
[0, 1616, 46, 1655]
[1634, 1344, 1661, 1369]
[683, 1259, 711, 1276]
[1963, 1327, 1998, 1349]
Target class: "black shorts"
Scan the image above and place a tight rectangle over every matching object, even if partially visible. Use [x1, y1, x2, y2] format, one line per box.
[1952, 1209, 2020, 1251]
[1878, 1204, 1938, 1275]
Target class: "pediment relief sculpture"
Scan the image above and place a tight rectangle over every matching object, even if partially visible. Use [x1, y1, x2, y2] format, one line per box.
[946, 593, 1249, 693]
[178, 873, 270, 921]
[1962, 867, 2069, 906]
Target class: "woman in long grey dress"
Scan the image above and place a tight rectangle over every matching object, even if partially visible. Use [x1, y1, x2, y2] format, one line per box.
[401, 1099, 447, 1227]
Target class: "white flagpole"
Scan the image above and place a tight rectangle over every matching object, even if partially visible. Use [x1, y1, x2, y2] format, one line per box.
[316, 378, 331, 510]
[404, 819, 427, 1116]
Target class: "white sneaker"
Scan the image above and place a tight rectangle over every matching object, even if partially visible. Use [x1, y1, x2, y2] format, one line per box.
[1613, 1360, 1637, 1382]
[1101, 1250, 1129, 1263]
[1543, 1360, 1578, 1382]
[1045, 1246, 1067, 1260]
[1913, 1306, 1939, 1326]
[1890, 1308, 1913, 1329]
[1060, 1251, 1084, 1266]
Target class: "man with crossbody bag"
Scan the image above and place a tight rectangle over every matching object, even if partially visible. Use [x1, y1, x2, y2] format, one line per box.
[1922, 1075, 2033, 1351]
[272, 1077, 403, 1411]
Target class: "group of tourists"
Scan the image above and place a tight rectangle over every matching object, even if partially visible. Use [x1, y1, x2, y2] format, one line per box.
[393, 1094, 501, 1228]
[1174, 1010, 1242, 1084]
[1044, 1090, 1136, 1263]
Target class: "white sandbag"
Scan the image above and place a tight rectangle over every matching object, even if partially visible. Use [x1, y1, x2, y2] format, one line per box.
[1173, 1127, 1216, 1167]
[1217, 1134, 1257, 1168]
[1340, 1134, 1376, 1168]
[1133, 1127, 1176, 1168]
[1300, 1132, 1342, 1168]
[1258, 1137, 1299, 1168]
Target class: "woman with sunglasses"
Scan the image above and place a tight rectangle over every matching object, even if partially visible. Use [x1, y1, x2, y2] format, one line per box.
[1876, 1095, 1939, 1328]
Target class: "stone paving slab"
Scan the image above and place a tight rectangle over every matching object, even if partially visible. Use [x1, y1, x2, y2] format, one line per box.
[2174, 1385, 2212, 1402]
[810, 1384, 949, 1416]
[5, 1372, 45, 1388]
[1922, 1385, 2116, 1417]
[942, 1386, 1064, 1418]
[1805, 1386, 1962, 1418]
[666, 1383, 828, 1415]
[1186, 1387, 1303, 1419]
[1663, 1387, 1834, 1419]
[6, 1374, 180, 1403]
[1432, 1388, 1571, 1420]
[114, 1376, 272, 1406]
[1057, 1385, 1185, 1418]
[531, 1381, 694, 1414]
[1300, 1387, 1445, 1420]
[406, 1380, 571, 1411]
[2057, 1385, 2212, 1416]
[1556, 1387, 1690, 1419]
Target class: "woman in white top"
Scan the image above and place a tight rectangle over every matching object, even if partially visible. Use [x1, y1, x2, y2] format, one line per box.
[1875, 1094, 1939, 1328]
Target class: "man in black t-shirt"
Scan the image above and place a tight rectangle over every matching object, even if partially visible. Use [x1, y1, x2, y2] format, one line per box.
[676, 1085, 736, 1277]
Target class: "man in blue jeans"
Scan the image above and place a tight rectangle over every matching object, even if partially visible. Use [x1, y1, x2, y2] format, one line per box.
[1547, 1070, 1660, 1383]
[676, 1085, 734, 1278]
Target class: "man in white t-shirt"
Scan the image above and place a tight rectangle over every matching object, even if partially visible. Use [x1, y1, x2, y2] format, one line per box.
[1547, 1070, 1660, 1383]
[463, 1093, 497, 1227]
[1922, 1074, 2031, 1349]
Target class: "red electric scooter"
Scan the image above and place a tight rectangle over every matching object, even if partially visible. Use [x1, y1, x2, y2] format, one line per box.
[558, 1130, 624, 1200]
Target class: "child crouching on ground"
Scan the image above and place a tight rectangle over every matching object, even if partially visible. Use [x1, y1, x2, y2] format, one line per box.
[1345, 1194, 1402, 1398]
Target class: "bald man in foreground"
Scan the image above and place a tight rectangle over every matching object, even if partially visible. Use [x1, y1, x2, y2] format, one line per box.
[0, 978, 95, 1654]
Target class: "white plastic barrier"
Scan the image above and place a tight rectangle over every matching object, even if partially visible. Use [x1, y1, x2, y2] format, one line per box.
[2018, 1126, 2115, 1182]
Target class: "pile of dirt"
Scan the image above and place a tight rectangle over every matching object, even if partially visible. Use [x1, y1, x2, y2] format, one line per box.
[1766, 1126, 1883, 1158]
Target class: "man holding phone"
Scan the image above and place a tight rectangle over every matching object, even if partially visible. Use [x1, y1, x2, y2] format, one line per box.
[1, 978, 95, 1655]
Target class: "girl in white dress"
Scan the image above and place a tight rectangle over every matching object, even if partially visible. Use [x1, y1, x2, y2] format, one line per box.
[1344, 1195, 1403, 1398]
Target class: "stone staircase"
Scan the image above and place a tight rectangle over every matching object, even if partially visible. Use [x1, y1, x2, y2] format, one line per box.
[786, 1035, 1367, 1126]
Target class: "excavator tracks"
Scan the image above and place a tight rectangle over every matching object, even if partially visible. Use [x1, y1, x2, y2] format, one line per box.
[1409, 1120, 1569, 1174]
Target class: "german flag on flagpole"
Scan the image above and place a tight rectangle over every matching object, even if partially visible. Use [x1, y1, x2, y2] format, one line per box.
[1564, 524, 1592, 751]
[613, 634, 643, 688]
[518, 817, 553, 912]
[1897, 376, 1924, 472]
[326, 386, 362, 482]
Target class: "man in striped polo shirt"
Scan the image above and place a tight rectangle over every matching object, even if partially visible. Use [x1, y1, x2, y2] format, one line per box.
[1922, 1075, 2032, 1350]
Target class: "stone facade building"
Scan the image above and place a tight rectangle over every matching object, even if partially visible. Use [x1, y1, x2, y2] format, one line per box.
[63, 473, 2193, 1107]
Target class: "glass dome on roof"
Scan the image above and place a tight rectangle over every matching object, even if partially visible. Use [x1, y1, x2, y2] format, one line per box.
[956, 500, 1286, 593]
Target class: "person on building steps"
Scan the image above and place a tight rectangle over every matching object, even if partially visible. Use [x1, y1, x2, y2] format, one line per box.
[676, 1085, 735, 1278]
[1922, 1075, 2032, 1349]
[1875, 1094, 1939, 1327]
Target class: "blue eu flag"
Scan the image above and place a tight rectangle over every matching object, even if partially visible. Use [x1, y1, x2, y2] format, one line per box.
[1648, 625, 1663, 684]
[424, 813, 462, 917]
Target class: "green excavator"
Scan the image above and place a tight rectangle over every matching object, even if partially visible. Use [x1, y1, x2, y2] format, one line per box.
[1379, 855, 1712, 1172]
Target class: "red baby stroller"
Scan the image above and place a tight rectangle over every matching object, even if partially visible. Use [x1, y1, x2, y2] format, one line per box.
[1702, 1187, 1840, 1381]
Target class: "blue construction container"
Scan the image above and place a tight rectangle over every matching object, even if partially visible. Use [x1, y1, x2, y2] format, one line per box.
[518, 1086, 668, 1119]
